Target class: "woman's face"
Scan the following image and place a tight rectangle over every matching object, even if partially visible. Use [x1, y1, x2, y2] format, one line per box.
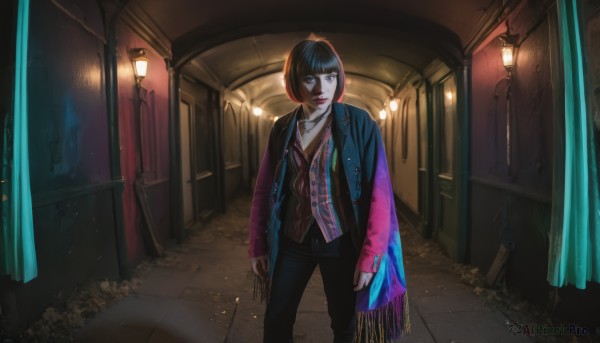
[298, 72, 337, 113]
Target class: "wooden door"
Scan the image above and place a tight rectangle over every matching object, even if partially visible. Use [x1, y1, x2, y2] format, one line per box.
[432, 74, 462, 260]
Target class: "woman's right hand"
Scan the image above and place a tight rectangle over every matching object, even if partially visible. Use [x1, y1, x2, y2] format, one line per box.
[250, 256, 268, 280]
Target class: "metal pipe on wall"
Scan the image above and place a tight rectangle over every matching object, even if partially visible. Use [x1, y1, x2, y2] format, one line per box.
[103, 0, 131, 279]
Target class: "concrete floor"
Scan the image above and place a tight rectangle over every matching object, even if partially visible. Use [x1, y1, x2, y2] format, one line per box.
[74, 194, 536, 343]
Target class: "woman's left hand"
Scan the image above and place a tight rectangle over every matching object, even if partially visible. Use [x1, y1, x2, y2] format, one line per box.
[353, 268, 373, 291]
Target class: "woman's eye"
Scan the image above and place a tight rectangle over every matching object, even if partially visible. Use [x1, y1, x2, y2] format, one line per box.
[326, 75, 336, 81]
[303, 76, 315, 83]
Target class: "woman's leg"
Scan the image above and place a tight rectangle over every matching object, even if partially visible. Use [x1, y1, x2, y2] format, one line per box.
[263, 237, 317, 343]
[318, 235, 357, 343]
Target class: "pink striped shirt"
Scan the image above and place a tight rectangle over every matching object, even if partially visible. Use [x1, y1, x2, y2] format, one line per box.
[283, 118, 355, 243]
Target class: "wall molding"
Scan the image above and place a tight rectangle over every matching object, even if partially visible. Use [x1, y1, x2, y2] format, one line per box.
[121, 4, 172, 59]
[51, 0, 106, 44]
[470, 176, 551, 204]
[32, 179, 124, 208]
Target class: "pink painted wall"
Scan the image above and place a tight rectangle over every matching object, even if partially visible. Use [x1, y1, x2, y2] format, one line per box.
[116, 23, 171, 264]
[469, 2, 554, 305]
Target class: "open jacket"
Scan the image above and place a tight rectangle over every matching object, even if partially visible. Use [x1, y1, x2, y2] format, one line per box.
[249, 102, 410, 341]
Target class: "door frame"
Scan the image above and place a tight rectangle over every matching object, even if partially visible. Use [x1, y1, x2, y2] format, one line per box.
[178, 78, 224, 225]
[179, 91, 195, 229]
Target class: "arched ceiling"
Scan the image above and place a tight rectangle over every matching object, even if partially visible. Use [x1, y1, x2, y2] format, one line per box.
[124, 0, 513, 117]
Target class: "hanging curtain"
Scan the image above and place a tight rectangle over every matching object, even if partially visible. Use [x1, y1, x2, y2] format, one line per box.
[547, 0, 600, 289]
[1, 0, 37, 283]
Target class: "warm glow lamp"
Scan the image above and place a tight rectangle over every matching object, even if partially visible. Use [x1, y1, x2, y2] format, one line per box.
[131, 48, 149, 85]
[499, 32, 516, 72]
[501, 44, 514, 70]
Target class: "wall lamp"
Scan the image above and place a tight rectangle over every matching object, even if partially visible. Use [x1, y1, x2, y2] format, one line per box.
[499, 32, 517, 75]
[389, 99, 398, 112]
[130, 48, 149, 86]
[498, 25, 518, 175]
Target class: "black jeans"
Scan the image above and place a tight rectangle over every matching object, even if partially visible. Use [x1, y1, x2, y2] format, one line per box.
[264, 225, 357, 343]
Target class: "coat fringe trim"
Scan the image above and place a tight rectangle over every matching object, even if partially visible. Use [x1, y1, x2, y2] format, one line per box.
[356, 291, 410, 343]
[251, 272, 271, 303]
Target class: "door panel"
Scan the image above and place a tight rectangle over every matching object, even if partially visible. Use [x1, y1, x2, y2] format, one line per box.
[441, 81, 455, 175]
[179, 99, 193, 227]
[223, 103, 243, 202]
[192, 86, 217, 220]
[180, 79, 222, 226]
[433, 75, 461, 259]
[417, 84, 431, 236]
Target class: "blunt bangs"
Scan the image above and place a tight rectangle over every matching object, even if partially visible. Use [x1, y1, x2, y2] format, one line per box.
[296, 45, 340, 77]
[284, 37, 345, 103]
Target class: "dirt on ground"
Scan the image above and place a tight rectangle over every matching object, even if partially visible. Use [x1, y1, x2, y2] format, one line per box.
[399, 217, 599, 343]
[13, 195, 600, 342]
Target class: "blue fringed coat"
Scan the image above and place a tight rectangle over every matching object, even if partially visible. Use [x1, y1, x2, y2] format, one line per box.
[249, 102, 410, 341]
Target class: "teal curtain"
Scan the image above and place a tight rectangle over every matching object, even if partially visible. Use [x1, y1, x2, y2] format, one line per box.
[547, 0, 600, 289]
[1, 0, 37, 283]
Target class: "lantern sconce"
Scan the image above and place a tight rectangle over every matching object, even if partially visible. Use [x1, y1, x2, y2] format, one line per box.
[498, 24, 518, 176]
[499, 30, 517, 77]
[130, 48, 149, 86]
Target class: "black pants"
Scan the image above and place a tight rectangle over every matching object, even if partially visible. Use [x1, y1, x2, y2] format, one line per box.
[264, 225, 357, 343]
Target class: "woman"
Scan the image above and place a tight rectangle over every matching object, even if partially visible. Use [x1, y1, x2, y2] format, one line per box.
[249, 35, 409, 343]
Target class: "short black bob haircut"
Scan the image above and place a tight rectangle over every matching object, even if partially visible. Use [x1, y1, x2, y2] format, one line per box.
[283, 35, 345, 103]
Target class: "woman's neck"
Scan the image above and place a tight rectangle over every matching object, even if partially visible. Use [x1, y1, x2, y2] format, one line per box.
[301, 103, 332, 121]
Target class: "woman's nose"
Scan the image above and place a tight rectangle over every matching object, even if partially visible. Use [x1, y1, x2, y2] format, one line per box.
[313, 80, 323, 93]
